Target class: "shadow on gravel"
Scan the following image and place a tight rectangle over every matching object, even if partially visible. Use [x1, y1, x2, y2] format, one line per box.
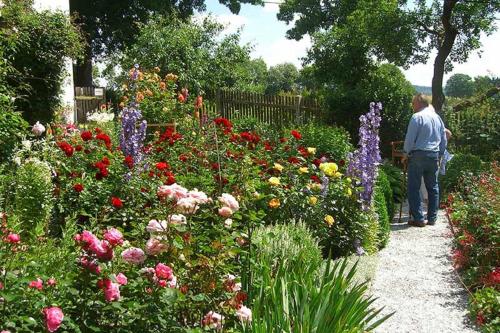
[390, 223, 411, 231]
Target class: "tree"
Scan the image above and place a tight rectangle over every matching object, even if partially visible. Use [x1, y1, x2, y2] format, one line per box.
[265, 63, 299, 95]
[234, 58, 268, 93]
[69, 0, 263, 86]
[111, 16, 253, 94]
[445, 73, 474, 97]
[473, 75, 500, 95]
[277, 0, 500, 113]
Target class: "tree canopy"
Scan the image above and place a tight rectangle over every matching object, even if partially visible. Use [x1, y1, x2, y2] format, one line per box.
[445, 73, 474, 97]
[277, 0, 500, 113]
[265, 63, 299, 95]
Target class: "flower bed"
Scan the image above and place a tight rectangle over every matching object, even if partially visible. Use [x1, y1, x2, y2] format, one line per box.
[446, 163, 500, 332]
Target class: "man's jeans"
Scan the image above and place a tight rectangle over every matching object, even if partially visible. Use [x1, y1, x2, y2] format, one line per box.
[407, 151, 440, 223]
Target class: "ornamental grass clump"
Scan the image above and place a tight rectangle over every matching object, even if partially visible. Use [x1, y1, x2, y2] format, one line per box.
[347, 102, 382, 210]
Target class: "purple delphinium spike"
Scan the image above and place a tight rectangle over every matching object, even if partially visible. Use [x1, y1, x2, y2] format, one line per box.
[120, 106, 147, 167]
[347, 102, 382, 210]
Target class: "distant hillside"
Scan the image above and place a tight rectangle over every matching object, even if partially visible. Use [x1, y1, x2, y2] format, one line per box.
[413, 85, 432, 95]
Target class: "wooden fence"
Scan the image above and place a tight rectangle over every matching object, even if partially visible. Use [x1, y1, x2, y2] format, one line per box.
[204, 90, 326, 126]
[74, 86, 106, 123]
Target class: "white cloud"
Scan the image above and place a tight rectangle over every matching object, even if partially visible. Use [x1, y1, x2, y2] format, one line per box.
[194, 12, 248, 35]
[263, 3, 280, 13]
[252, 35, 311, 68]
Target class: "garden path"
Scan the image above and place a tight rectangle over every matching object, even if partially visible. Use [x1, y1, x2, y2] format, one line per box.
[371, 203, 479, 333]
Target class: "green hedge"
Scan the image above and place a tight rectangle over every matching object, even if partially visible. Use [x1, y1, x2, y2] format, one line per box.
[373, 186, 390, 249]
[377, 169, 395, 221]
[295, 123, 353, 161]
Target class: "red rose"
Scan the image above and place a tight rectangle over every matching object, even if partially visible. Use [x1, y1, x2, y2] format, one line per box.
[81, 131, 93, 141]
[288, 156, 300, 164]
[156, 162, 169, 170]
[124, 156, 134, 169]
[291, 130, 302, 140]
[73, 183, 84, 193]
[7, 233, 21, 244]
[179, 154, 188, 162]
[57, 141, 74, 157]
[111, 197, 123, 208]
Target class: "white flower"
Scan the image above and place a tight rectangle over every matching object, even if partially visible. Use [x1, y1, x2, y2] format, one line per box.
[236, 305, 252, 323]
[21, 140, 32, 150]
[168, 214, 187, 225]
[87, 112, 114, 123]
[146, 219, 168, 233]
[31, 121, 45, 136]
[224, 219, 233, 228]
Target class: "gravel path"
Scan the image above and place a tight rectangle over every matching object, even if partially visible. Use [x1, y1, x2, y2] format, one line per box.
[371, 203, 479, 333]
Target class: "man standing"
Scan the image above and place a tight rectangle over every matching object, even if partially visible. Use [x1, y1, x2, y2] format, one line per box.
[403, 94, 447, 227]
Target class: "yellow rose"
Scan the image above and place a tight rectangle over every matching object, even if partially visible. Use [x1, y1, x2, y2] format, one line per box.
[268, 198, 280, 209]
[319, 163, 339, 177]
[308, 196, 318, 205]
[268, 177, 281, 186]
[299, 167, 309, 174]
[273, 163, 284, 172]
[307, 147, 317, 155]
[324, 215, 335, 226]
[334, 171, 342, 178]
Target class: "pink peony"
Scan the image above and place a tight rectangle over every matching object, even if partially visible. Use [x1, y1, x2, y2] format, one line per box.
[103, 228, 123, 247]
[114, 273, 128, 286]
[218, 206, 233, 218]
[188, 189, 210, 204]
[202, 311, 224, 330]
[168, 214, 187, 225]
[6, 233, 20, 244]
[155, 263, 173, 280]
[157, 184, 188, 201]
[146, 237, 168, 256]
[236, 305, 252, 323]
[146, 219, 168, 233]
[219, 193, 239, 212]
[44, 307, 64, 332]
[28, 278, 43, 290]
[121, 247, 146, 265]
[32, 121, 46, 136]
[176, 197, 199, 214]
[103, 279, 120, 302]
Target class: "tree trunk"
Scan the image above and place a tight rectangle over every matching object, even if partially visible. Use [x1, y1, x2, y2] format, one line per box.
[69, 0, 93, 87]
[431, 0, 458, 115]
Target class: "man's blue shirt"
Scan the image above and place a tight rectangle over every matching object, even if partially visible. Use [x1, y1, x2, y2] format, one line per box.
[404, 106, 447, 156]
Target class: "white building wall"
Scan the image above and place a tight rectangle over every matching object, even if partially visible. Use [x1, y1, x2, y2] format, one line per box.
[34, 0, 75, 123]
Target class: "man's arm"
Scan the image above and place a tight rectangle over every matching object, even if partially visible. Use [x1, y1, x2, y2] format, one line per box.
[404, 116, 418, 155]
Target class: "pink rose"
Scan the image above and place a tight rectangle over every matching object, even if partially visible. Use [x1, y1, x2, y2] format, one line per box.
[236, 305, 252, 323]
[158, 279, 168, 288]
[219, 193, 239, 212]
[202, 311, 224, 330]
[47, 278, 57, 286]
[146, 237, 168, 256]
[188, 189, 210, 204]
[104, 228, 123, 247]
[155, 263, 173, 280]
[121, 247, 146, 265]
[80, 231, 100, 251]
[168, 214, 187, 226]
[43, 306, 64, 332]
[28, 278, 43, 290]
[176, 197, 199, 214]
[146, 219, 167, 233]
[168, 275, 177, 288]
[80, 256, 101, 274]
[157, 184, 188, 201]
[103, 279, 120, 302]
[114, 273, 128, 286]
[218, 206, 233, 218]
[89, 240, 114, 261]
[32, 121, 46, 136]
[6, 233, 20, 244]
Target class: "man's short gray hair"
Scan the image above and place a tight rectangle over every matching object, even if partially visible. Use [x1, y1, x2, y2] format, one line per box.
[413, 93, 430, 107]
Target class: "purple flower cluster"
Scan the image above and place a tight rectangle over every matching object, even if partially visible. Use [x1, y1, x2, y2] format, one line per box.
[120, 106, 147, 166]
[347, 102, 382, 210]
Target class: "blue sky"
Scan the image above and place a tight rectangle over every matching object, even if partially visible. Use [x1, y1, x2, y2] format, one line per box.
[204, 0, 500, 86]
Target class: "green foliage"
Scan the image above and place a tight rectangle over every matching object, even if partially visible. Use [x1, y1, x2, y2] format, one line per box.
[247, 259, 390, 332]
[252, 223, 323, 274]
[362, 213, 380, 255]
[440, 153, 484, 197]
[445, 73, 474, 97]
[112, 16, 252, 94]
[13, 159, 54, 236]
[380, 162, 406, 204]
[295, 123, 353, 161]
[234, 58, 269, 93]
[1, 1, 83, 124]
[0, 110, 28, 163]
[377, 169, 395, 221]
[469, 288, 500, 333]
[445, 97, 500, 161]
[265, 63, 299, 95]
[373, 186, 390, 249]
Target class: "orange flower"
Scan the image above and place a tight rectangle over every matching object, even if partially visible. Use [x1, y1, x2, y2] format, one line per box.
[268, 198, 280, 209]
[159, 81, 166, 90]
[136, 92, 145, 103]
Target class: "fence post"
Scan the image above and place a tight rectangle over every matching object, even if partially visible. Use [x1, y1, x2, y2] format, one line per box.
[294, 95, 303, 125]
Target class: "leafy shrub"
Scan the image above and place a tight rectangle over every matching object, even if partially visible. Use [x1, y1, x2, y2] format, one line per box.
[440, 153, 484, 197]
[373, 186, 390, 249]
[377, 169, 395, 220]
[380, 161, 406, 203]
[0, 110, 28, 163]
[13, 159, 54, 236]
[469, 287, 500, 333]
[252, 223, 322, 273]
[295, 123, 353, 161]
[362, 213, 380, 254]
[246, 259, 390, 332]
